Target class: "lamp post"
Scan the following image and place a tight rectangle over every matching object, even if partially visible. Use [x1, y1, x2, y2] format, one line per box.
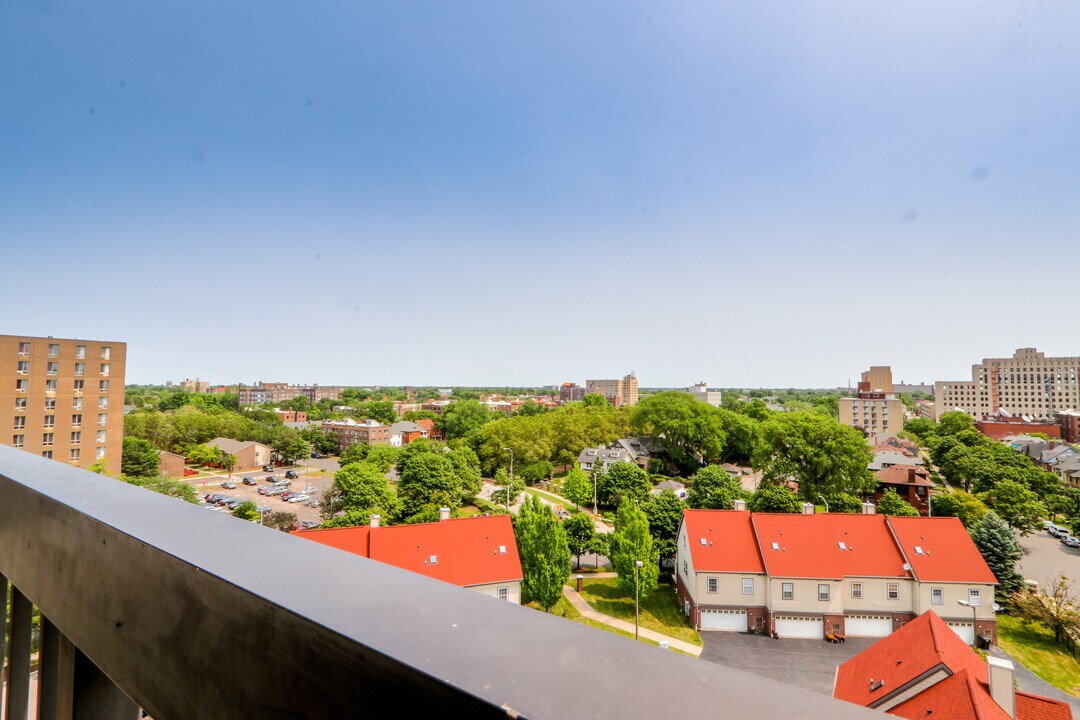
[957, 600, 977, 646]
[817, 495, 829, 514]
[634, 560, 644, 640]
[592, 467, 598, 517]
[502, 447, 514, 509]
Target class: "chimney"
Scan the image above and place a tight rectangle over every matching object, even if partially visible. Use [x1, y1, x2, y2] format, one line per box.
[801, 502, 815, 515]
[862, 502, 876, 515]
[439, 507, 451, 522]
[369, 514, 380, 528]
[908, 468, 918, 484]
[987, 656, 1016, 718]
[733, 499, 747, 512]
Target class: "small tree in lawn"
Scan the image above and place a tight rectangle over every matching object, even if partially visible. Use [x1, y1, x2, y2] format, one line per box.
[970, 511, 1024, 605]
[493, 467, 524, 507]
[513, 496, 571, 611]
[610, 498, 659, 600]
[232, 501, 260, 522]
[876, 489, 920, 517]
[562, 465, 592, 510]
[747, 483, 800, 513]
[562, 513, 596, 570]
[1012, 573, 1080, 644]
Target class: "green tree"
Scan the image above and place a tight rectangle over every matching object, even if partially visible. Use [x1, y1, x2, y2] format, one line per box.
[1013, 574, 1080, 644]
[448, 445, 483, 500]
[492, 468, 524, 507]
[629, 391, 727, 472]
[283, 437, 311, 464]
[122, 476, 198, 503]
[876, 488, 920, 517]
[609, 498, 660, 600]
[185, 443, 222, 467]
[752, 412, 874, 500]
[513, 496, 572, 611]
[979, 480, 1046, 535]
[562, 466, 592, 510]
[937, 411, 976, 437]
[930, 491, 988, 528]
[263, 511, 297, 532]
[339, 443, 369, 466]
[643, 490, 686, 562]
[970, 511, 1024, 605]
[598, 462, 652, 507]
[581, 393, 612, 408]
[121, 437, 160, 478]
[364, 445, 399, 473]
[562, 512, 597, 570]
[398, 452, 462, 518]
[232, 500, 261, 522]
[686, 465, 746, 510]
[826, 492, 863, 514]
[716, 408, 757, 463]
[439, 399, 494, 441]
[329, 462, 399, 519]
[747, 483, 801, 513]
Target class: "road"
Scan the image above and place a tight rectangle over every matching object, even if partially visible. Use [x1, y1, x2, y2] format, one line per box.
[1018, 528, 1080, 590]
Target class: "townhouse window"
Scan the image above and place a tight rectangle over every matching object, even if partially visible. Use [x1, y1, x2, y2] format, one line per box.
[45, 398, 56, 410]
[742, 578, 754, 595]
[70, 448, 80, 462]
[818, 584, 830, 601]
[931, 587, 943, 605]
[497, 587, 509, 601]
[73, 397, 83, 410]
[42, 451, 53, 460]
[74, 379, 83, 391]
[682, 560, 689, 577]
[13, 417, 25, 429]
[71, 431, 81, 445]
[75, 345, 86, 359]
[96, 447, 106, 460]
[72, 414, 82, 427]
[43, 432, 54, 447]
[97, 430, 107, 444]
[101, 347, 111, 360]
[48, 343, 59, 357]
[17, 360, 28, 374]
[781, 583, 794, 600]
[887, 583, 899, 600]
[100, 380, 109, 392]
[16, 379, 28, 392]
[18, 342, 30, 355]
[968, 589, 981, 606]
[15, 398, 27, 410]
[43, 416, 55, 429]
[47, 361, 59, 375]
[74, 362, 85, 376]
[46, 379, 58, 391]
[707, 578, 719, 594]
[12, 434, 24, 448]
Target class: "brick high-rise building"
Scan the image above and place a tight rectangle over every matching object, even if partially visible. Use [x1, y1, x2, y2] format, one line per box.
[237, 381, 342, 405]
[558, 382, 585, 403]
[585, 374, 639, 408]
[839, 366, 905, 436]
[1, 334, 126, 475]
[934, 348, 1080, 421]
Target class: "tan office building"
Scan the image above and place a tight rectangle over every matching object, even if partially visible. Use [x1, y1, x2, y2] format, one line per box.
[839, 366, 905, 436]
[1, 334, 126, 476]
[585, 373, 639, 408]
[934, 347, 1080, 421]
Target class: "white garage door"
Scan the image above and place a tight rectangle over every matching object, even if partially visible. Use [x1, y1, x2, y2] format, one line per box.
[775, 616, 824, 639]
[700, 609, 747, 632]
[947, 622, 975, 645]
[845, 616, 893, 638]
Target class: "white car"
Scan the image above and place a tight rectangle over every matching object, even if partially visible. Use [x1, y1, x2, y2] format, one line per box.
[287, 494, 310, 504]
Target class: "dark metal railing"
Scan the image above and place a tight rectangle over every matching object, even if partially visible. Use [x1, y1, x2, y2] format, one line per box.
[1, 446, 879, 719]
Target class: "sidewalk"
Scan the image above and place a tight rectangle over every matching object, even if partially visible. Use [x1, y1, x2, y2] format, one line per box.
[562, 579, 702, 656]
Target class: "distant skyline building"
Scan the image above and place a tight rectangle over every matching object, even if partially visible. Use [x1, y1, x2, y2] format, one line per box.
[237, 381, 342, 406]
[585, 373, 639, 408]
[559, 382, 586, 403]
[180, 377, 209, 393]
[1, 334, 126, 475]
[839, 366, 905, 436]
[684, 382, 722, 407]
[934, 348, 1080, 421]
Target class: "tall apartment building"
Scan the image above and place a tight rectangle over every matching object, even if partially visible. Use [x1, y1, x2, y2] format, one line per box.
[180, 377, 209, 393]
[1, 335, 126, 476]
[839, 366, 905, 436]
[237, 381, 342, 405]
[934, 348, 1080, 421]
[558, 382, 586, 403]
[320, 418, 391, 449]
[585, 373, 639, 408]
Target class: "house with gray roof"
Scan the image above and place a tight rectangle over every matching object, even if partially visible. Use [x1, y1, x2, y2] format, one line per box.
[206, 437, 274, 471]
[868, 450, 924, 472]
[651, 479, 687, 500]
[577, 444, 635, 475]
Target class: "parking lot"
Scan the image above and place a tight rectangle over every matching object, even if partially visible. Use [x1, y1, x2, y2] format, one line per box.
[190, 462, 337, 526]
[1019, 526, 1080, 589]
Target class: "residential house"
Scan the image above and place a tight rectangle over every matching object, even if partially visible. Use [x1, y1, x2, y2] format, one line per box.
[675, 509, 997, 643]
[156, 450, 187, 478]
[205, 438, 274, 471]
[651, 479, 687, 500]
[275, 409, 308, 423]
[416, 418, 442, 442]
[389, 420, 427, 447]
[577, 444, 635, 475]
[834, 610, 1071, 720]
[873, 465, 933, 515]
[869, 450, 924, 472]
[613, 436, 661, 471]
[296, 513, 523, 603]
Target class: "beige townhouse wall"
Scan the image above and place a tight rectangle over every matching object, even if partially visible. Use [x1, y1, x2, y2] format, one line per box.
[469, 581, 521, 604]
[694, 572, 767, 607]
[843, 577, 916, 614]
[914, 582, 995, 620]
[768, 578, 843, 615]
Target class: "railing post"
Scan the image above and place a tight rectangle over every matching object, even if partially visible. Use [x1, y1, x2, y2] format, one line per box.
[5, 587, 33, 720]
[72, 650, 140, 720]
[1, 573, 8, 688]
[38, 616, 76, 720]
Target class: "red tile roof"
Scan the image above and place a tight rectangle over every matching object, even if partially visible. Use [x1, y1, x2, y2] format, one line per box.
[887, 517, 998, 584]
[751, 513, 909, 580]
[416, 418, 435, 432]
[875, 464, 934, 487]
[297, 515, 523, 588]
[836, 610, 1072, 720]
[682, 510, 765, 573]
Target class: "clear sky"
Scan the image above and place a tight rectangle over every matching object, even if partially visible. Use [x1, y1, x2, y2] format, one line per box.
[3, 2, 1078, 387]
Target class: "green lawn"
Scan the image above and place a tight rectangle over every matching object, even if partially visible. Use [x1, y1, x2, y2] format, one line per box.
[527, 596, 692, 654]
[997, 614, 1080, 698]
[577, 577, 701, 646]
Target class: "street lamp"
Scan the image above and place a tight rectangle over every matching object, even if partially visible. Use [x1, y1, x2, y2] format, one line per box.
[634, 560, 644, 640]
[818, 495, 829, 514]
[502, 447, 514, 509]
[957, 600, 977, 646]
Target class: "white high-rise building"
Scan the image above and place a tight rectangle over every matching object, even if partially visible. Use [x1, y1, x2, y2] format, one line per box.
[934, 348, 1080, 421]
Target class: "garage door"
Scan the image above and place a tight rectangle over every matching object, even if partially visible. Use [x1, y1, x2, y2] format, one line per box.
[947, 622, 975, 645]
[775, 616, 823, 639]
[846, 616, 893, 638]
[700, 609, 747, 632]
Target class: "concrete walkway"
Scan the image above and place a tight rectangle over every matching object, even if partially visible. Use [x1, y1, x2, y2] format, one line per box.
[561, 577, 703, 656]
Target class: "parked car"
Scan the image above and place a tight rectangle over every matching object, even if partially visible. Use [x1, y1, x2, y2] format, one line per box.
[273, 479, 292, 487]
[285, 470, 299, 479]
[265, 475, 279, 484]
[304, 499, 320, 508]
[1054, 525, 1071, 537]
[302, 486, 317, 494]
[281, 491, 296, 501]
[242, 477, 258, 486]
[298, 520, 319, 529]
[265, 487, 287, 497]
[1063, 536, 1080, 548]
[223, 498, 242, 509]
[287, 494, 309, 504]
[262, 465, 274, 473]
[311, 453, 323, 459]
[220, 481, 237, 489]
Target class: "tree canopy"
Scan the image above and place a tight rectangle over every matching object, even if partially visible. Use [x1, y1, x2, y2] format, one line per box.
[643, 490, 686, 561]
[121, 437, 160, 478]
[609, 498, 660, 600]
[747, 483, 800, 513]
[629, 392, 726, 472]
[686, 464, 746, 510]
[597, 462, 652, 507]
[513, 496, 572, 612]
[970, 511, 1023, 604]
[752, 412, 874, 500]
[876, 488, 920, 517]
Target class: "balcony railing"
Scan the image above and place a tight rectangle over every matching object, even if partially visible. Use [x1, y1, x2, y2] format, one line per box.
[1, 445, 880, 719]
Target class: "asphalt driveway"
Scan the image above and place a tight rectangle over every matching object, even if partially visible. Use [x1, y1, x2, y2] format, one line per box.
[699, 632, 876, 695]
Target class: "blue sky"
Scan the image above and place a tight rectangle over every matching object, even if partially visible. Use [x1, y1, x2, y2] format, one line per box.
[3, 2, 1078, 387]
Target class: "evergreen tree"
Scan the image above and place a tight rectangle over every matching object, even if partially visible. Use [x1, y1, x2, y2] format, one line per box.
[513, 496, 572, 611]
[970, 511, 1023, 605]
[609, 498, 659, 600]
